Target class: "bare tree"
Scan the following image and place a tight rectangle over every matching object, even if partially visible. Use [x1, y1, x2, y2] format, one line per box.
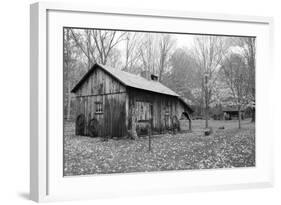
[139, 33, 159, 75]
[92, 30, 127, 65]
[70, 29, 96, 70]
[237, 37, 256, 122]
[64, 28, 72, 120]
[123, 33, 141, 72]
[63, 28, 85, 120]
[220, 53, 249, 128]
[192, 36, 230, 128]
[165, 48, 198, 96]
[107, 48, 122, 69]
[158, 34, 176, 81]
[70, 29, 127, 68]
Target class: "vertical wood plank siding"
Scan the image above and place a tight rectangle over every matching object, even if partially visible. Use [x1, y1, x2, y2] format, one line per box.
[73, 66, 191, 138]
[74, 68, 127, 137]
[127, 88, 189, 134]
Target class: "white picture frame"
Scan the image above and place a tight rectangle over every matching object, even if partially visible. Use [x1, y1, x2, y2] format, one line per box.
[30, 1, 274, 202]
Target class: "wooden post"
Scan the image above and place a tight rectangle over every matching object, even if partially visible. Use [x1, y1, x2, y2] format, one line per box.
[148, 119, 152, 151]
[251, 107, 255, 122]
[238, 104, 241, 129]
[131, 105, 138, 139]
[148, 130, 151, 151]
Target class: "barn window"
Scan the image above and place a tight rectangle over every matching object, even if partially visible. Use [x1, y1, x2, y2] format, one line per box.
[95, 102, 103, 114]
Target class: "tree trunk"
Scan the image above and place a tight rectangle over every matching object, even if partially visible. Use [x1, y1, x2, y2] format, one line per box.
[238, 107, 241, 129]
[65, 29, 71, 120]
[238, 95, 241, 129]
[205, 106, 209, 128]
[205, 81, 209, 128]
[130, 106, 138, 139]
[251, 107, 255, 122]
[67, 82, 71, 120]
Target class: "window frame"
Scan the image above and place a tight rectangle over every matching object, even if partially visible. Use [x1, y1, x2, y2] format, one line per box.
[95, 101, 104, 114]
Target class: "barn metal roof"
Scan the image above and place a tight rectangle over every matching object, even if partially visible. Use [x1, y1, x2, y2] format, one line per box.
[72, 63, 180, 97]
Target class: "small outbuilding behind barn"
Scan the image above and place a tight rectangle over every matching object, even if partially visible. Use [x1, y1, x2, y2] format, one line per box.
[222, 107, 245, 120]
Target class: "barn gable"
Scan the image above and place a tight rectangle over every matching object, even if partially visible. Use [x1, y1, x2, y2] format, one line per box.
[72, 66, 126, 96]
[72, 66, 127, 137]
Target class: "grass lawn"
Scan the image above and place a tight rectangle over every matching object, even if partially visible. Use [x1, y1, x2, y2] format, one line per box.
[63, 119, 255, 176]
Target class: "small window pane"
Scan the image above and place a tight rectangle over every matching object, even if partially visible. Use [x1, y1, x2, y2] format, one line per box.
[95, 102, 103, 114]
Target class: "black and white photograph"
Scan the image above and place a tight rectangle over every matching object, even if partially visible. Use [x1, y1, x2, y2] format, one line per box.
[63, 28, 256, 176]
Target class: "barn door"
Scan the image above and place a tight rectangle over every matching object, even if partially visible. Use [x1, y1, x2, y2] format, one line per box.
[135, 101, 152, 121]
[135, 101, 153, 135]
[164, 104, 171, 130]
[76, 114, 86, 136]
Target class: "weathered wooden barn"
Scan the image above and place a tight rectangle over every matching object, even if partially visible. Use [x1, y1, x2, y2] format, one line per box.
[71, 63, 193, 138]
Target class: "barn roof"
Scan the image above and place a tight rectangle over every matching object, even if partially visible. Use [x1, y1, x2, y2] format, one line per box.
[71, 63, 193, 112]
[72, 63, 180, 96]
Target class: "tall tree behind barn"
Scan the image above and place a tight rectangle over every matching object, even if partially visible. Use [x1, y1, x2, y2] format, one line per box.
[71, 64, 193, 138]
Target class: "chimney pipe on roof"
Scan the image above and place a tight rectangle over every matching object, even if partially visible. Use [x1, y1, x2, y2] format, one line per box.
[140, 70, 159, 81]
[151, 74, 158, 81]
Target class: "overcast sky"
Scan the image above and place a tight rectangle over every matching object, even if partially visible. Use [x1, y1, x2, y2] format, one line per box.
[70, 28, 246, 70]
[115, 31, 198, 65]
